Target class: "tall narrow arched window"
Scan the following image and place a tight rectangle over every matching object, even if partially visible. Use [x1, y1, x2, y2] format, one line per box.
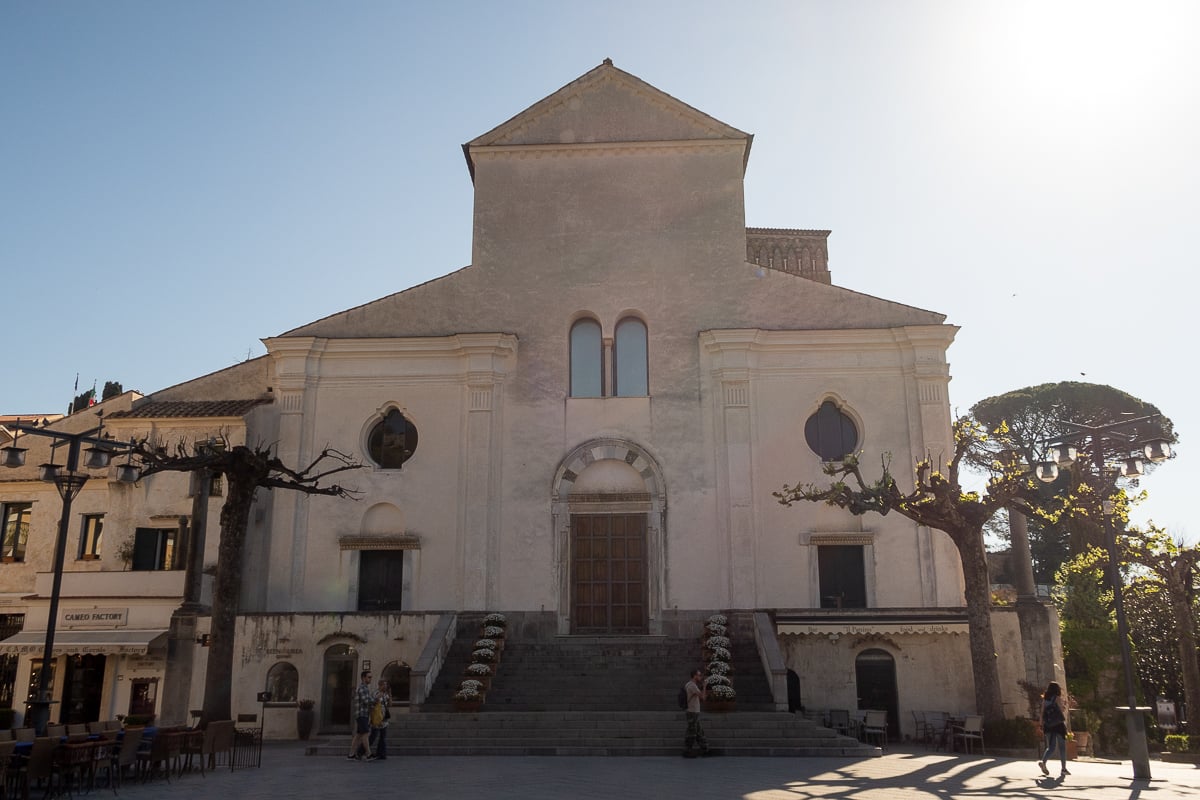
[570, 318, 603, 397]
[613, 317, 648, 397]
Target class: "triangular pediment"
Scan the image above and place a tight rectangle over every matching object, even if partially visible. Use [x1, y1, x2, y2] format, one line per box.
[464, 60, 751, 175]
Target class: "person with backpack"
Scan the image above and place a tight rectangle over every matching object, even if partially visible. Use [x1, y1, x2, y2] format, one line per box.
[1038, 681, 1070, 777]
[682, 668, 710, 758]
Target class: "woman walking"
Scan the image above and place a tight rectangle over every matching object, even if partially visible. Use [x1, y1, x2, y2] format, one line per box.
[1038, 681, 1070, 777]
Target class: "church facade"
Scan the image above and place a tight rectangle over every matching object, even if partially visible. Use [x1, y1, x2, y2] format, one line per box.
[0, 62, 1052, 740]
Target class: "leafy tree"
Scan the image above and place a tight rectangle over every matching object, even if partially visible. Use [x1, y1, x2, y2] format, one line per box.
[71, 389, 95, 413]
[1122, 526, 1200, 729]
[102, 381, 123, 400]
[133, 440, 362, 724]
[969, 382, 1175, 555]
[776, 418, 1042, 721]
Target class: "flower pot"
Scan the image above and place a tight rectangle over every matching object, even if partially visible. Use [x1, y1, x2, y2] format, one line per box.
[296, 708, 315, 740]
[703, 700, 736, 713]
[454, 698, 484, 713]
[463, 674, 492, 692]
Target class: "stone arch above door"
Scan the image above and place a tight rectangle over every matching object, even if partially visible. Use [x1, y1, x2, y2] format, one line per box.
[551, 438, 666, 635]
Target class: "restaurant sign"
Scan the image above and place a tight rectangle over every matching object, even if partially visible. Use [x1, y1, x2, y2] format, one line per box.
[60, 608, 129, 629]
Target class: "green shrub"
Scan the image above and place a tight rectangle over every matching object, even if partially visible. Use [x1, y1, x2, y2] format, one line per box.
[1164, 734, 1189, 753]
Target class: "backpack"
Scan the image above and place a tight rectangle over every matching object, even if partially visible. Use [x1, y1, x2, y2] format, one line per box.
[677, 685, 688, 710]
[1043, 698, 1064, 728]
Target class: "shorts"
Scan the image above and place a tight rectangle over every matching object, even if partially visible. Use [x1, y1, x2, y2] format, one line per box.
[355, 716, 370, 734]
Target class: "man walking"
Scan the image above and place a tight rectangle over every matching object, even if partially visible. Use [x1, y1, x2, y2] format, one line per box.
[683, 668, 710, 757]
[347, 669, 374, 761]
[368, 678, 392, 760]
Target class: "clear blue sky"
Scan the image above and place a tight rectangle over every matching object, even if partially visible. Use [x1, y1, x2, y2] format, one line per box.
[3, 1, 1197, 538]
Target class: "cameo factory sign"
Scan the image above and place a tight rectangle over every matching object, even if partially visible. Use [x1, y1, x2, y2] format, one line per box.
[60, 608, 129, 629]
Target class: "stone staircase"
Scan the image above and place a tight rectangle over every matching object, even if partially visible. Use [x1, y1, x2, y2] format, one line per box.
[310, 612, 876, 757]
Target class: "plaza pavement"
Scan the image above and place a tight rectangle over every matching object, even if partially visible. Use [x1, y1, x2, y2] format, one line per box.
[103, 742, 1200, 799]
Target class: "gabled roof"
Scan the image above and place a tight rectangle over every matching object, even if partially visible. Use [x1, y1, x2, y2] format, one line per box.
[462, 59, 753, 180]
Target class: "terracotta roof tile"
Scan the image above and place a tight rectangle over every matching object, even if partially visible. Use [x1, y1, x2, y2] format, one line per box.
[108, 399, 270, 419]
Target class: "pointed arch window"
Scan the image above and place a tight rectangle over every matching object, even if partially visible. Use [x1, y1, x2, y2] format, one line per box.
[613, 317, 648, 397]
[569, 318, 603, 398]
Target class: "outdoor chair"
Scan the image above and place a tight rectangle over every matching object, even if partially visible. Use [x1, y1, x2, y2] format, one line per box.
[85, 722, 105, 736]
[828, 709, 853, 737]
[954, 715, 985, 754]
[135, 732, 173, 783]
[207, 720, 235, 771]
[109, 727, 143, 790]
[911, 710, 928, 744]
[0, 730, 11, 742]
[13, 729, 34, 743]
[44, 725, 65, 740]
[13, 737, 58, 800]
[65, 725, 87, 738]
[0, 739, 15, 799]
[861, 710, 888, 749]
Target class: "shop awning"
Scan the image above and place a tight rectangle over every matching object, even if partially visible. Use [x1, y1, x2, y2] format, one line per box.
[0, 629, 168, 656]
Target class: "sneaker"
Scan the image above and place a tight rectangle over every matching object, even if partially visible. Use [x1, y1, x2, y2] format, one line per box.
[365, 755, 377, 761]
[1060, 768, 1070, 776]
[346, 754, 358, 761]
[1038, 761, 1048, 776]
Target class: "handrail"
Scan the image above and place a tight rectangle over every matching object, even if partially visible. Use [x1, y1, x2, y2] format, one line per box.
[410, 612, 457, 709]
[752, 611, 788, 711]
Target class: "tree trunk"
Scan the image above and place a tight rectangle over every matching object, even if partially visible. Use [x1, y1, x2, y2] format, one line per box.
[1166, 565, 1200, 728]
[201, 465, 258, 725]
[955, 527, 1006, 721]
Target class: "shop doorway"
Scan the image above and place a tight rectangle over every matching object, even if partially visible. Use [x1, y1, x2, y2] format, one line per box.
[855, 648, 899, 740]
[321, 645, 357, 733]
[60, 654, 106, 724]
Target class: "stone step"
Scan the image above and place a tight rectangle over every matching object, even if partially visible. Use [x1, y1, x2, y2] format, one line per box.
[305, 711, 878, 757]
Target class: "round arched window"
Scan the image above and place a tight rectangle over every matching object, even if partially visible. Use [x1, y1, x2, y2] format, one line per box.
[368, 409, 418, 469]
[264, 661, 298, 703]
[805, 400, 858, 461]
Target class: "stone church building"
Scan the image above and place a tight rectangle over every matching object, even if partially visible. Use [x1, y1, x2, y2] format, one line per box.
[0, 61, 1058, 741]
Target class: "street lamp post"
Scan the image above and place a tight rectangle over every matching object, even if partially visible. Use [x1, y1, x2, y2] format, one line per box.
[1035, 414, 1173, 781]
[1, 418, 136, 734]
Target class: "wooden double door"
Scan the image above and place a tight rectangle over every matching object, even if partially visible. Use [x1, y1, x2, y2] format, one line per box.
[570, 514, 647, 634]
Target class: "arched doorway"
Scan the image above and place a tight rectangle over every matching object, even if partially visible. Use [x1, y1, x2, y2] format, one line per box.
[855, 648, 899, 740]
[552, 439, 666, 635]
[321, 644, 358, 733]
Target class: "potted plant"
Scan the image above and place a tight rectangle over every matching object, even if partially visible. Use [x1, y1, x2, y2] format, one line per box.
[705, 683, 737, 712]
[465, 661, 494, 690]
[454, 680, 485, 712]
[296, 699, 316, 740]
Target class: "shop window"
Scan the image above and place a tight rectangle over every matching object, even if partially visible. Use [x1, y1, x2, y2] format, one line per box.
[367, 409, 418, 469]
[131, 528, 177, 571]
[805, 400, 859, 461]
[818, 545, 867, 609]
[26, 658, 55, 706]
[0, 613, 24, 709]
[358, 550, 404, 611]
[265, 662, 299, 703]
[78, 514, 103, 560]
[1, 502, 32, 562]
[128, 678, 158, 716]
